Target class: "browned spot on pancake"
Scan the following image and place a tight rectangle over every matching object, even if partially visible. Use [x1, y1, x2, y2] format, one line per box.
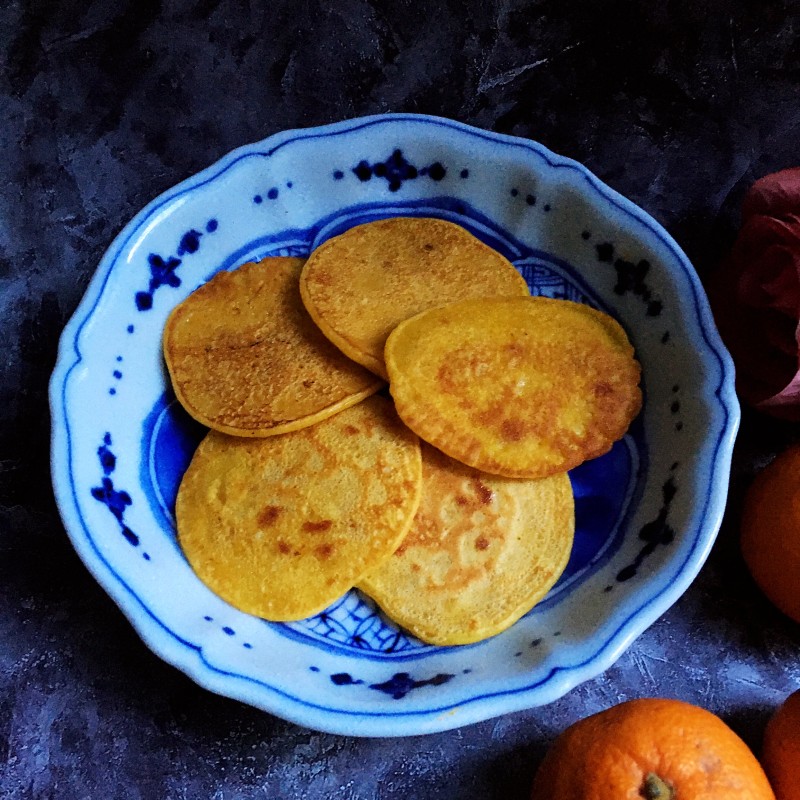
[258, 505, 282, 526]
[394, 539, 408, 556]
[423, 243, 434, 251]
[343, 424, 360, 435]
[471, 401, 506, 432]
[436, 363, 457, 394]
[303, 520, 333, 533]
[313, 270, 333, 287]
[455, 495, 469, 506]
[500, 418, 526, 442]
[594, 381, 613, 396]
[475, 536, 490, 551]
[277, 540, 291, 555]
[474, 480, 495, 505]
[315, 543, 334, 559]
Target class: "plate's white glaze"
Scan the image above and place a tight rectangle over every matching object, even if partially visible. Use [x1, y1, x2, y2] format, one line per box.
[50, 114, 738, 736]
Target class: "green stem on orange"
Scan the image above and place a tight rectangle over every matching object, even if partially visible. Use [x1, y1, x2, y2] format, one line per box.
[640, 773, 674, 800]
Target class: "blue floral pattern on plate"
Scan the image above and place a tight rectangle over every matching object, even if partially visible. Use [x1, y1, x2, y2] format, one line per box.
[50, 114, 738, 736]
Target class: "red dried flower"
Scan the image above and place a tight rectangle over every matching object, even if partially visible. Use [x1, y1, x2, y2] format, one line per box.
[709, 168, 800, 418]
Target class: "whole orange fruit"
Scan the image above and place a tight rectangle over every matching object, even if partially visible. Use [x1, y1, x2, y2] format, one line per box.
[530, 698, 775, 800]
[741, 444, 800, 623]
[762, 690, 800, 800]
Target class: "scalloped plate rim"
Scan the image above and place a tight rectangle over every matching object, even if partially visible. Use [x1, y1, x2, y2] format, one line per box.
[49, 113, 740, 736]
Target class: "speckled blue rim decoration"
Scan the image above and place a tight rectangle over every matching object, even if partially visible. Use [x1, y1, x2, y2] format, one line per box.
[50, 114, 739, 736]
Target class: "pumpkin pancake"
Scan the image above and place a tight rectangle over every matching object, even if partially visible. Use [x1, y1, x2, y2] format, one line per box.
[176, 396, 422, 621]
[163, 257, 383, 437]
[385, 296, 642, 479]
[299, 217, 530, 378]
[358, 443, 574, 645]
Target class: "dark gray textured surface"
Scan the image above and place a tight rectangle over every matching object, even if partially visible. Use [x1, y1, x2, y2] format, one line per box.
[2, 1, 800, 797]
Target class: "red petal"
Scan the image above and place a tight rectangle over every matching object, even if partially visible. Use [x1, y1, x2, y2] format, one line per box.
[707, 263, 798, 406]
[756, 368, 800, 420]
[742, 168, 800, 220]
[707, 168, 800, 417]
[738, 214, 800, 252]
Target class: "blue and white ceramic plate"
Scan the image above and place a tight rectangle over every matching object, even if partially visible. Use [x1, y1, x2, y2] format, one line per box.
[50, 114, 739, 736]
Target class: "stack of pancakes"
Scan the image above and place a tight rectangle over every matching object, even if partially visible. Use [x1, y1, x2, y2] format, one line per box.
[164, 218, 641, 645]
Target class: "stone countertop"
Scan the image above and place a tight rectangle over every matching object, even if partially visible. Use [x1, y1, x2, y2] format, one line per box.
[2, 1, 799, 797]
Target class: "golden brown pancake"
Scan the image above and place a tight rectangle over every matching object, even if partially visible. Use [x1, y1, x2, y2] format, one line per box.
[358, 443, 574, 645]
[299, 217, 530, 378]
[176, 396, 422, 621]
[385, 296, 642, 479]
[163, 257, 383, 437]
